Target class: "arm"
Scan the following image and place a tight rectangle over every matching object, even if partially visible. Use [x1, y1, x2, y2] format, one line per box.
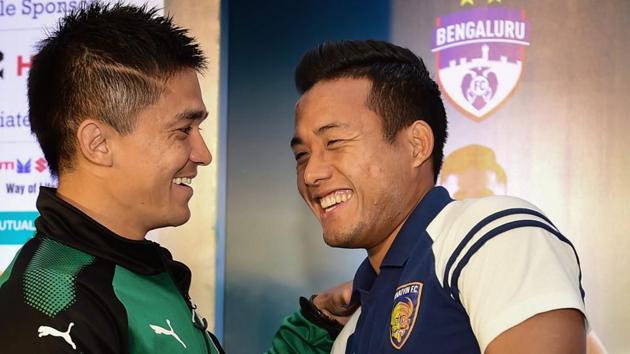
[266, 310, 335, 354]
[311, 280, 357, 324]
[265, 281, 356, 354]
[485, 309, 585, 354]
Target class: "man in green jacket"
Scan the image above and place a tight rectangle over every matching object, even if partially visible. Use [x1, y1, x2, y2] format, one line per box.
[0, 3, 341, 353]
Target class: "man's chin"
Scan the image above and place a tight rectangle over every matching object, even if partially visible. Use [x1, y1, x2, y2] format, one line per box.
[322, 232, 358, 249]
[322, 221, 367, 248]
[163, 208, 192, 228]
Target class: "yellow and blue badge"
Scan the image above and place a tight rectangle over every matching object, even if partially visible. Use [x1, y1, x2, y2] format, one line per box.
[390, 282, 423, 349]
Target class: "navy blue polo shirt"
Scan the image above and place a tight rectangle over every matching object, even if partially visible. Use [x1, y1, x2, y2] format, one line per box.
[344, 186, 586, 354]
[346, 187, 480, 353]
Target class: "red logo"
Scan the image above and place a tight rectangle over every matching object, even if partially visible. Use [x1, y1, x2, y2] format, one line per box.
[17, 55, 33, 77]
[35, 157, 47, 173]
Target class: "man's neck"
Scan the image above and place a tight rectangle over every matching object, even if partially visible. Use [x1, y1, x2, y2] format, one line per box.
[57, 172, 147, 241]
[366, 222, 405, 272]
[366, 183, 434, 273]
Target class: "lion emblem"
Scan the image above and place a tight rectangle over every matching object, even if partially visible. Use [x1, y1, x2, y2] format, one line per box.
[390, 297, 414, 343]
[390, 282, 423, 349]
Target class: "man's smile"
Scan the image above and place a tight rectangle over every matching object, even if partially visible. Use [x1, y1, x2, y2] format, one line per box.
[318, 189, 353, 212]
[172, 177, 193, 186]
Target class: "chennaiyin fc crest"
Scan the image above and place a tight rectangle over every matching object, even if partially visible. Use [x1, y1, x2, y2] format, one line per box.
[390, 282, 423, 349]
[432, 4, 530, 121]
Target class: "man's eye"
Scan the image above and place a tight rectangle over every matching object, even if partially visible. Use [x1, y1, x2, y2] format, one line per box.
[179, 126, 193, 135]
[327, 139, 343, 147]
[294, 152, 307, 161]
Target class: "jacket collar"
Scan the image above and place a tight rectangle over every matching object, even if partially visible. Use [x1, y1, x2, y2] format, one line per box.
[35, 187, 191, 287]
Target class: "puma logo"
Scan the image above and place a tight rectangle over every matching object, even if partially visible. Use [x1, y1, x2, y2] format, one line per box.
[37, 322, 76, 350]
[149, 319, 187, 348]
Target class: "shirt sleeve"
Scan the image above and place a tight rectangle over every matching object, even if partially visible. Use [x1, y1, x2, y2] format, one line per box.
[431, 196, 586, 353]
[265, 309, 334, 354]
[458, 225, 586, 352]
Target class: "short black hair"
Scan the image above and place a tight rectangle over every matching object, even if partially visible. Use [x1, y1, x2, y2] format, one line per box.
[295, 40, 447, 182]
[28, 1, 206, 176]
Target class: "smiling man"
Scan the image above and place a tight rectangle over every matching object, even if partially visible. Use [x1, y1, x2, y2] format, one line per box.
[0, 3, 221, 353]
[291, 40, 587, 354]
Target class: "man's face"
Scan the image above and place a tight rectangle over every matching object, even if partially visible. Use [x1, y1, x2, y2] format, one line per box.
[109, 69, 211, 235]
[292, 78, 417, 249]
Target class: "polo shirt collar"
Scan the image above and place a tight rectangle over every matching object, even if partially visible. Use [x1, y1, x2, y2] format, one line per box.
[350, 186, 452, 304]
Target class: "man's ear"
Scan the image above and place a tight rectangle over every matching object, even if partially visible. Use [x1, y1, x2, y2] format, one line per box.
[76, 119, 114, 168]
[407, 120, 434, 168]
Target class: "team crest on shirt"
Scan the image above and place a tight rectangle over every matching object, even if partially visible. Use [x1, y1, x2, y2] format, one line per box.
[390, 282, 423, 349]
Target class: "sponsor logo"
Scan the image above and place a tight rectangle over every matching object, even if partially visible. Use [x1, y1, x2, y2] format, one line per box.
[17, 55, 32, 77]
[16, 159, 31, 174]
[0, 53, 35, 78]
[0, 158, 46, 173]
[0, 211, 38, 245]
[37, 322, 76, 350]
[432, 1, 530, 121]
[390, 282, 423, 349]
[149, 319, 187, 348]
[35, 157, 47, 173]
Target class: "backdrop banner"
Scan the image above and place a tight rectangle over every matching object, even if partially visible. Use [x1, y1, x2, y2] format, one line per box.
[393, 0, 630, 351]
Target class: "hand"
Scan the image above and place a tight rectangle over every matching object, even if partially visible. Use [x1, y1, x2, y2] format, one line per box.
[312, 281, 358, 325]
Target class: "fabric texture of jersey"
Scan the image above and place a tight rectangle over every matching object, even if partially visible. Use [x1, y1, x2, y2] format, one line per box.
[338, 187, 586, 354]
[0, 187, 224, 353]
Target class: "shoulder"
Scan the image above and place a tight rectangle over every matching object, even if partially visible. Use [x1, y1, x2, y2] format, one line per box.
[0, 238, 124, 353]
[423, 196, 585, 351]
[427, 195, 545, 239]
[428, 195, 562, 288]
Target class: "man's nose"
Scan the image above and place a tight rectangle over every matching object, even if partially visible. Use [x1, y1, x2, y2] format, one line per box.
[191, 129, 212, 166]
[303, 152, 332, 186]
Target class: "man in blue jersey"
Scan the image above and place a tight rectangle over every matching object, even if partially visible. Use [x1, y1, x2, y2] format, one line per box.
[290, 40, 587, 353]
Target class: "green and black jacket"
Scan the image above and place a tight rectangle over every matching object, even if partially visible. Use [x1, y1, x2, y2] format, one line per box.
[0, 188, 334, 353]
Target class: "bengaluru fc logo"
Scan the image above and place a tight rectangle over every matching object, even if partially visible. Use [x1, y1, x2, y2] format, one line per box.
[432, 6, 530, 121]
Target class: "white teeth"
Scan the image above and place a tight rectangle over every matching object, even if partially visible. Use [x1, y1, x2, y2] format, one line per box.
[319, 190, 353, 210]
[173, 177, 192, 185]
